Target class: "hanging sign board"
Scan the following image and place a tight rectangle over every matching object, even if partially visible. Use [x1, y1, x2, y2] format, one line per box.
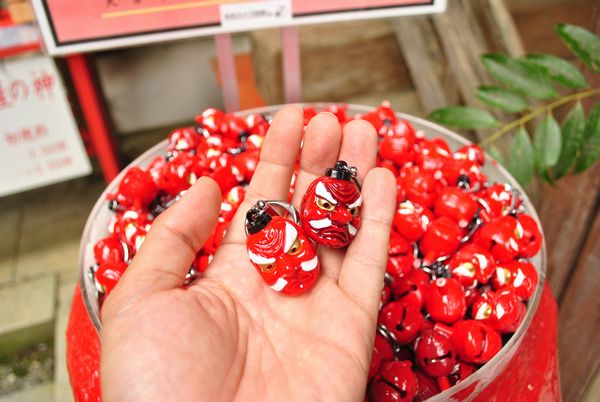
[0, 54, 91, 197]
[32, 0, 446, 55]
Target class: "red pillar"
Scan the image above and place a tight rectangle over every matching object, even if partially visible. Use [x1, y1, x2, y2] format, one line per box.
[66, 54, 120, 182]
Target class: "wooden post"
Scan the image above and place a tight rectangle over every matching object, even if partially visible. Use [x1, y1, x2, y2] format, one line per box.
[554, 4, 600, 399]
[558, 209, 600, 401]
[431, 0, 513, 147]
[391, 17, 460, 114]
[215, 33, 240, 112]
[537, 2, 600, 299]
[477, 0, 526, 56]
[281, 26, 302, 104]
[66, 54, 120, 183]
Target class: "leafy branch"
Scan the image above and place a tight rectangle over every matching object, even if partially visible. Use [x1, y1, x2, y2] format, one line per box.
[429, 24, 600, 186]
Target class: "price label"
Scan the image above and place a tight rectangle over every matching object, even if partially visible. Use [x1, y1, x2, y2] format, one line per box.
[220, 0, 292, 31]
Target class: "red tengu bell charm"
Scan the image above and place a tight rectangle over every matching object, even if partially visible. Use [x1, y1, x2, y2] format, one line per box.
[245, 201, 320, 295]
[300, 161, 362, 248]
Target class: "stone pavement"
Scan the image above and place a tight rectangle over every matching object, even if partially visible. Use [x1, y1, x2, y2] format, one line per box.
[0, 174, 104, 402]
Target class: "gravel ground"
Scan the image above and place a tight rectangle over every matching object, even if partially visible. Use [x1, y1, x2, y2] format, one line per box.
[0, 343, 54, 396]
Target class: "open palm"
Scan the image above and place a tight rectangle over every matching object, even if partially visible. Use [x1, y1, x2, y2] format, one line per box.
[101, 106, 396, 402]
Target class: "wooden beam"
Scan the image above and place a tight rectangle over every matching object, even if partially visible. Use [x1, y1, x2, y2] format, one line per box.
[558, 208, 600, 401]
[537, 1, 600, 299]
[431, 0, 514, 147]
[537, 169, 600, 296]
[552, 5, 600, 400]
[477, 0, 526, 56]
[391, 16, 460, 114]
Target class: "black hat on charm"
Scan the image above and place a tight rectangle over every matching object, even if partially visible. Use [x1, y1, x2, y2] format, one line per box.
[325, 161, 357, 181]
[245, 201, 272, 235]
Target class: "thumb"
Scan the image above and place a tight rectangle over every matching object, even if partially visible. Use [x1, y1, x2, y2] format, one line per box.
[102, 177, 221, 320]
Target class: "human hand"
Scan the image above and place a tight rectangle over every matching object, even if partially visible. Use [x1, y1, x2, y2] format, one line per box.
[100, 106, 396, 402]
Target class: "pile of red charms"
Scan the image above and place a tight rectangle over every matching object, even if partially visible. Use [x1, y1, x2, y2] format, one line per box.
[89, 102, 541, 401]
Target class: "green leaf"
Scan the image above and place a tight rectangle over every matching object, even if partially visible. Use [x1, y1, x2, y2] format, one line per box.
[507, 127, 534, 185]
[552, 103, 585, 179]
[555, 24, 600, 74]
[476, 86, 529, 113]
[428, 106, 498, 129]
[575, 101, 600, 172]
[487, 145, 506, 166]
[523, 54, 588, 89]
[482, 54, 557, 100]
[533, 114, 562, 174]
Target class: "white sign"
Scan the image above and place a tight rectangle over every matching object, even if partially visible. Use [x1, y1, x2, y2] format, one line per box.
[220, 0, 292, 31]
[0, 55, 91, 197]
[32, 0, 446, 55]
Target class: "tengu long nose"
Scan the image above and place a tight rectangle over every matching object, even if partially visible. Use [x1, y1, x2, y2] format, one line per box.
[331, 208, 352, 225]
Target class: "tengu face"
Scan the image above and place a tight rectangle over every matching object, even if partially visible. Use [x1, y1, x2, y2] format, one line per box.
[246, 216, 319, 295]
[300, 177, 362, 248]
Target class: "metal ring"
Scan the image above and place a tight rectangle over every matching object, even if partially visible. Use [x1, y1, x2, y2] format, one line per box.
[263, 200, 299, 224]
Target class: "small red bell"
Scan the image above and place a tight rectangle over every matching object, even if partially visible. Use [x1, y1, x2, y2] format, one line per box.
[425, 277, 466, 324]
[477, 183, 522, 222]
[402, 169, 442, 209]
[232, 149, 260, 183]
[322, 104, 347, 122]
[391, 269, 430, 309]
[368, 333, 395, 380]
[474, 215, 521, 263]
[414, 138, 452, 174]
[146, 156, 166, 185]
[93, 235, 129, 265]
[246, 201, 320, 295]
[465, 286, 482, 307]
[380, 283, 392, 308]
[108, 167, 158, 210]
[393, 200, 434, 242]
[414, 369, 441, 401]
[413, 328, 456, 378]
[245, 113, 270, 136]
[448, 244, 496, 288]
[472, 289, 526, 333]
[378, 301, 424, 345]
[378, 121, 416, 167]
[434, 187, 478, 229]
[450, 320, 502, 364]
[300, 161, 362, 248]
[221, 186, 246, 221]
[224, 115, 249, 140]
[442, 159, 487, 189]
[112, 210, 153, 253]
[516, 214, 542, 257]
[208, 153, 239, 194]
[158, 153, 206, 196]
[453, 144, 485, 166]
[386, 231, 416, 280]
[166, 127, 203, 156]
[492, 260, 538, 301]
[370, 361, 417, 402]
[448, 360, 478, 387]
[195, 108, 229, 135]
[419, 217, 462, 265]
[94, 261, 128, 297]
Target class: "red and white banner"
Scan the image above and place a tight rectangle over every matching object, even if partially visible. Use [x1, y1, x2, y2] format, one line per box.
[0, 55, 91, 197]
[32, 0, 445, 55]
